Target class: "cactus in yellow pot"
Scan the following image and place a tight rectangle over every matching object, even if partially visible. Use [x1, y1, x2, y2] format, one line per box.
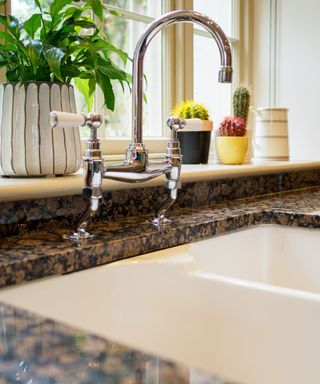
[216, 116, 248, 164]
[216, 87, 250, 165]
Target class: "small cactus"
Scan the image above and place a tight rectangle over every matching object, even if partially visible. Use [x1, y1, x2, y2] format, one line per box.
[233, 87, 250, 123]
[219, 116, 247, 136]
[172, 100, 209, 120]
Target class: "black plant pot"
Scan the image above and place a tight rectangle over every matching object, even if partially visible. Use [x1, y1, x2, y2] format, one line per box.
[177, 131, 212, 164]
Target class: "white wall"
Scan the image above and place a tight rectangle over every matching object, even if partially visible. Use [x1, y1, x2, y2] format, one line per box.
[253, 0, 320, 160]
[253, 0, 272, 108]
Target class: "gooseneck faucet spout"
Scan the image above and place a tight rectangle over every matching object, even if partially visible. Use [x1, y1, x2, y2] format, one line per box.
[131, 10, 232, 146]
[49, 10, 232, 240]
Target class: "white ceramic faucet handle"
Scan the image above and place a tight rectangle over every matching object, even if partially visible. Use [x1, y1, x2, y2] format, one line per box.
[49, 111, 86, 129]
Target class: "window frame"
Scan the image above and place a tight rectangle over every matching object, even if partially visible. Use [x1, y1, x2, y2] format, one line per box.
[96, 0, 242, 157]
[6, 0, 244, 158]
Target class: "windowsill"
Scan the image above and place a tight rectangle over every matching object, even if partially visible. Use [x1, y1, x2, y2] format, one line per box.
[0, 160, 320, 202]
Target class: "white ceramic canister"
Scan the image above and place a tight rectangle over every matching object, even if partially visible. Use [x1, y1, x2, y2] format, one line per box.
[253, 107, 289, 161]
[0, 82, 82, 177]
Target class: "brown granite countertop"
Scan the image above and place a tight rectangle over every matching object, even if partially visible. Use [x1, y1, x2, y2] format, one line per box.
[0, 186, 319, 288]
[0, 173, 320, 383]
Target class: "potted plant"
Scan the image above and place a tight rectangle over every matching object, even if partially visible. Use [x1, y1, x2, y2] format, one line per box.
[172, 100, 213, 164]
[0, 0, 130, 176]
[216, 87, 250, 165]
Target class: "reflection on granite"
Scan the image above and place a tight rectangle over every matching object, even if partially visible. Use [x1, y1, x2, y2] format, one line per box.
[0, 186, 320, 288]
[1, 169, 320, 239]
[0, 303, 226, 384]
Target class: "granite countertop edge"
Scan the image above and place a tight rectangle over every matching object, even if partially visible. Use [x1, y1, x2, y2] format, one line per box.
[1, 160, 320, 202]
[0, 186, 320, 289]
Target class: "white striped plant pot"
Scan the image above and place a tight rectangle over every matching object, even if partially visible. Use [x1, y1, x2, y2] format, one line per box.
[0, 82, 82, 176]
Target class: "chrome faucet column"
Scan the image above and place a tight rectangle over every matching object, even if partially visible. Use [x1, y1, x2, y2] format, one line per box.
[49, 10, 232, 240]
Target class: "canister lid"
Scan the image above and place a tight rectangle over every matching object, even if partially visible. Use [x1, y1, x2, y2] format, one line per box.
[256, 107, 289, 111]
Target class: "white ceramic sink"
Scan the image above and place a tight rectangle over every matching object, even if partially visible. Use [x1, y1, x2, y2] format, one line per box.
[1, 225, 320, 384]
[187, 224, 320, 294]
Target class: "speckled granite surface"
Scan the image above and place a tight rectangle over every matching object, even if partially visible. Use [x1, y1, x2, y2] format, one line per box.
[0, 170, 320, 382]
[0, 186, 320, 288]
[0, 303, 225, 384]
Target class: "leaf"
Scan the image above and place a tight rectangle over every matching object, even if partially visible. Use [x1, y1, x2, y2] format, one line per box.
[63, 6, 83, 19]
[74, 77, 94, 111]
[64, 19, 97, 29]
[96, 57, 127, 81]
[93, 38, 128, 65]
[0, 51, 6, 65]
[50, 0, 73, 19]
[0, 14, 20, 37]
[23, 14, 42, 39]
[109, 9, 122, 16]
[26, 39, 42, 72]
[0, 44, 17, 52]
[96, 69, 114, 110]
[43, 45, 64, 81]
[0, 31, 17, 45]
[34, 0, 42, 12]
[88, 78, 96, 98]
[8, 15, 19, 29]
[46, 25, 74, 46]
[0, 15, 9, 29]
[61, 64, 81, 79]
[86, 0, 104, 22]
[33, 65, 51, 81]
[6, 68, 19, 82]
[126, 73, 132, 83]
[8, 14, 20, 37]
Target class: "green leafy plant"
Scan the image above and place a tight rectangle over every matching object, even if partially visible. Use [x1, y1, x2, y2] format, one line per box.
[172, 100, 209, 120]
[0, 0, 131, 111]
[233, 86, 250, 123]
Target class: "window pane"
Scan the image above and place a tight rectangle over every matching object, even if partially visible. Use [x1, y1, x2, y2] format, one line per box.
[193, 0, 232, 37]
[193, 34, 232, 128]
[105, 0, 161, 17]
[105, 0, 161, 18]
[11, 0, 37, 18]
[101, 9, 163, 138]
[193, 0, 233, 130]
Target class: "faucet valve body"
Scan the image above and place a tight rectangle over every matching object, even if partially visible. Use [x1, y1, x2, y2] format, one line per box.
[49, 111, 103, 240]
[151, 117, 185, 227]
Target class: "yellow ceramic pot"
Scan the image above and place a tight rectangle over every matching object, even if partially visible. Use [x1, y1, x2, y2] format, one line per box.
[216, 136, 248, 165]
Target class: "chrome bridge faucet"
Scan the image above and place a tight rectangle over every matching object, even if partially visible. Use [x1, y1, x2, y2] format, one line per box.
[49, 10, 232, 240]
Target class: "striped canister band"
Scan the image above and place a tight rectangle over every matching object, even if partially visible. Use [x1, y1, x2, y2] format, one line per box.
[0, 82, 81, 177]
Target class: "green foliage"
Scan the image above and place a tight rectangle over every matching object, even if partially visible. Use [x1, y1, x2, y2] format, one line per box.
[172, 100, 209, 120]
[0, 0, 131, 111]
[233, 87, 250, 123]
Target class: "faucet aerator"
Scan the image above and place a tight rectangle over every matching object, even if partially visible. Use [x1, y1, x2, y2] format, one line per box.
[218, 67, 233, 83]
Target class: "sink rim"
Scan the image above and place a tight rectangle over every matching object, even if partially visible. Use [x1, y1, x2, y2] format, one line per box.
[123, 224, 320, 300]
